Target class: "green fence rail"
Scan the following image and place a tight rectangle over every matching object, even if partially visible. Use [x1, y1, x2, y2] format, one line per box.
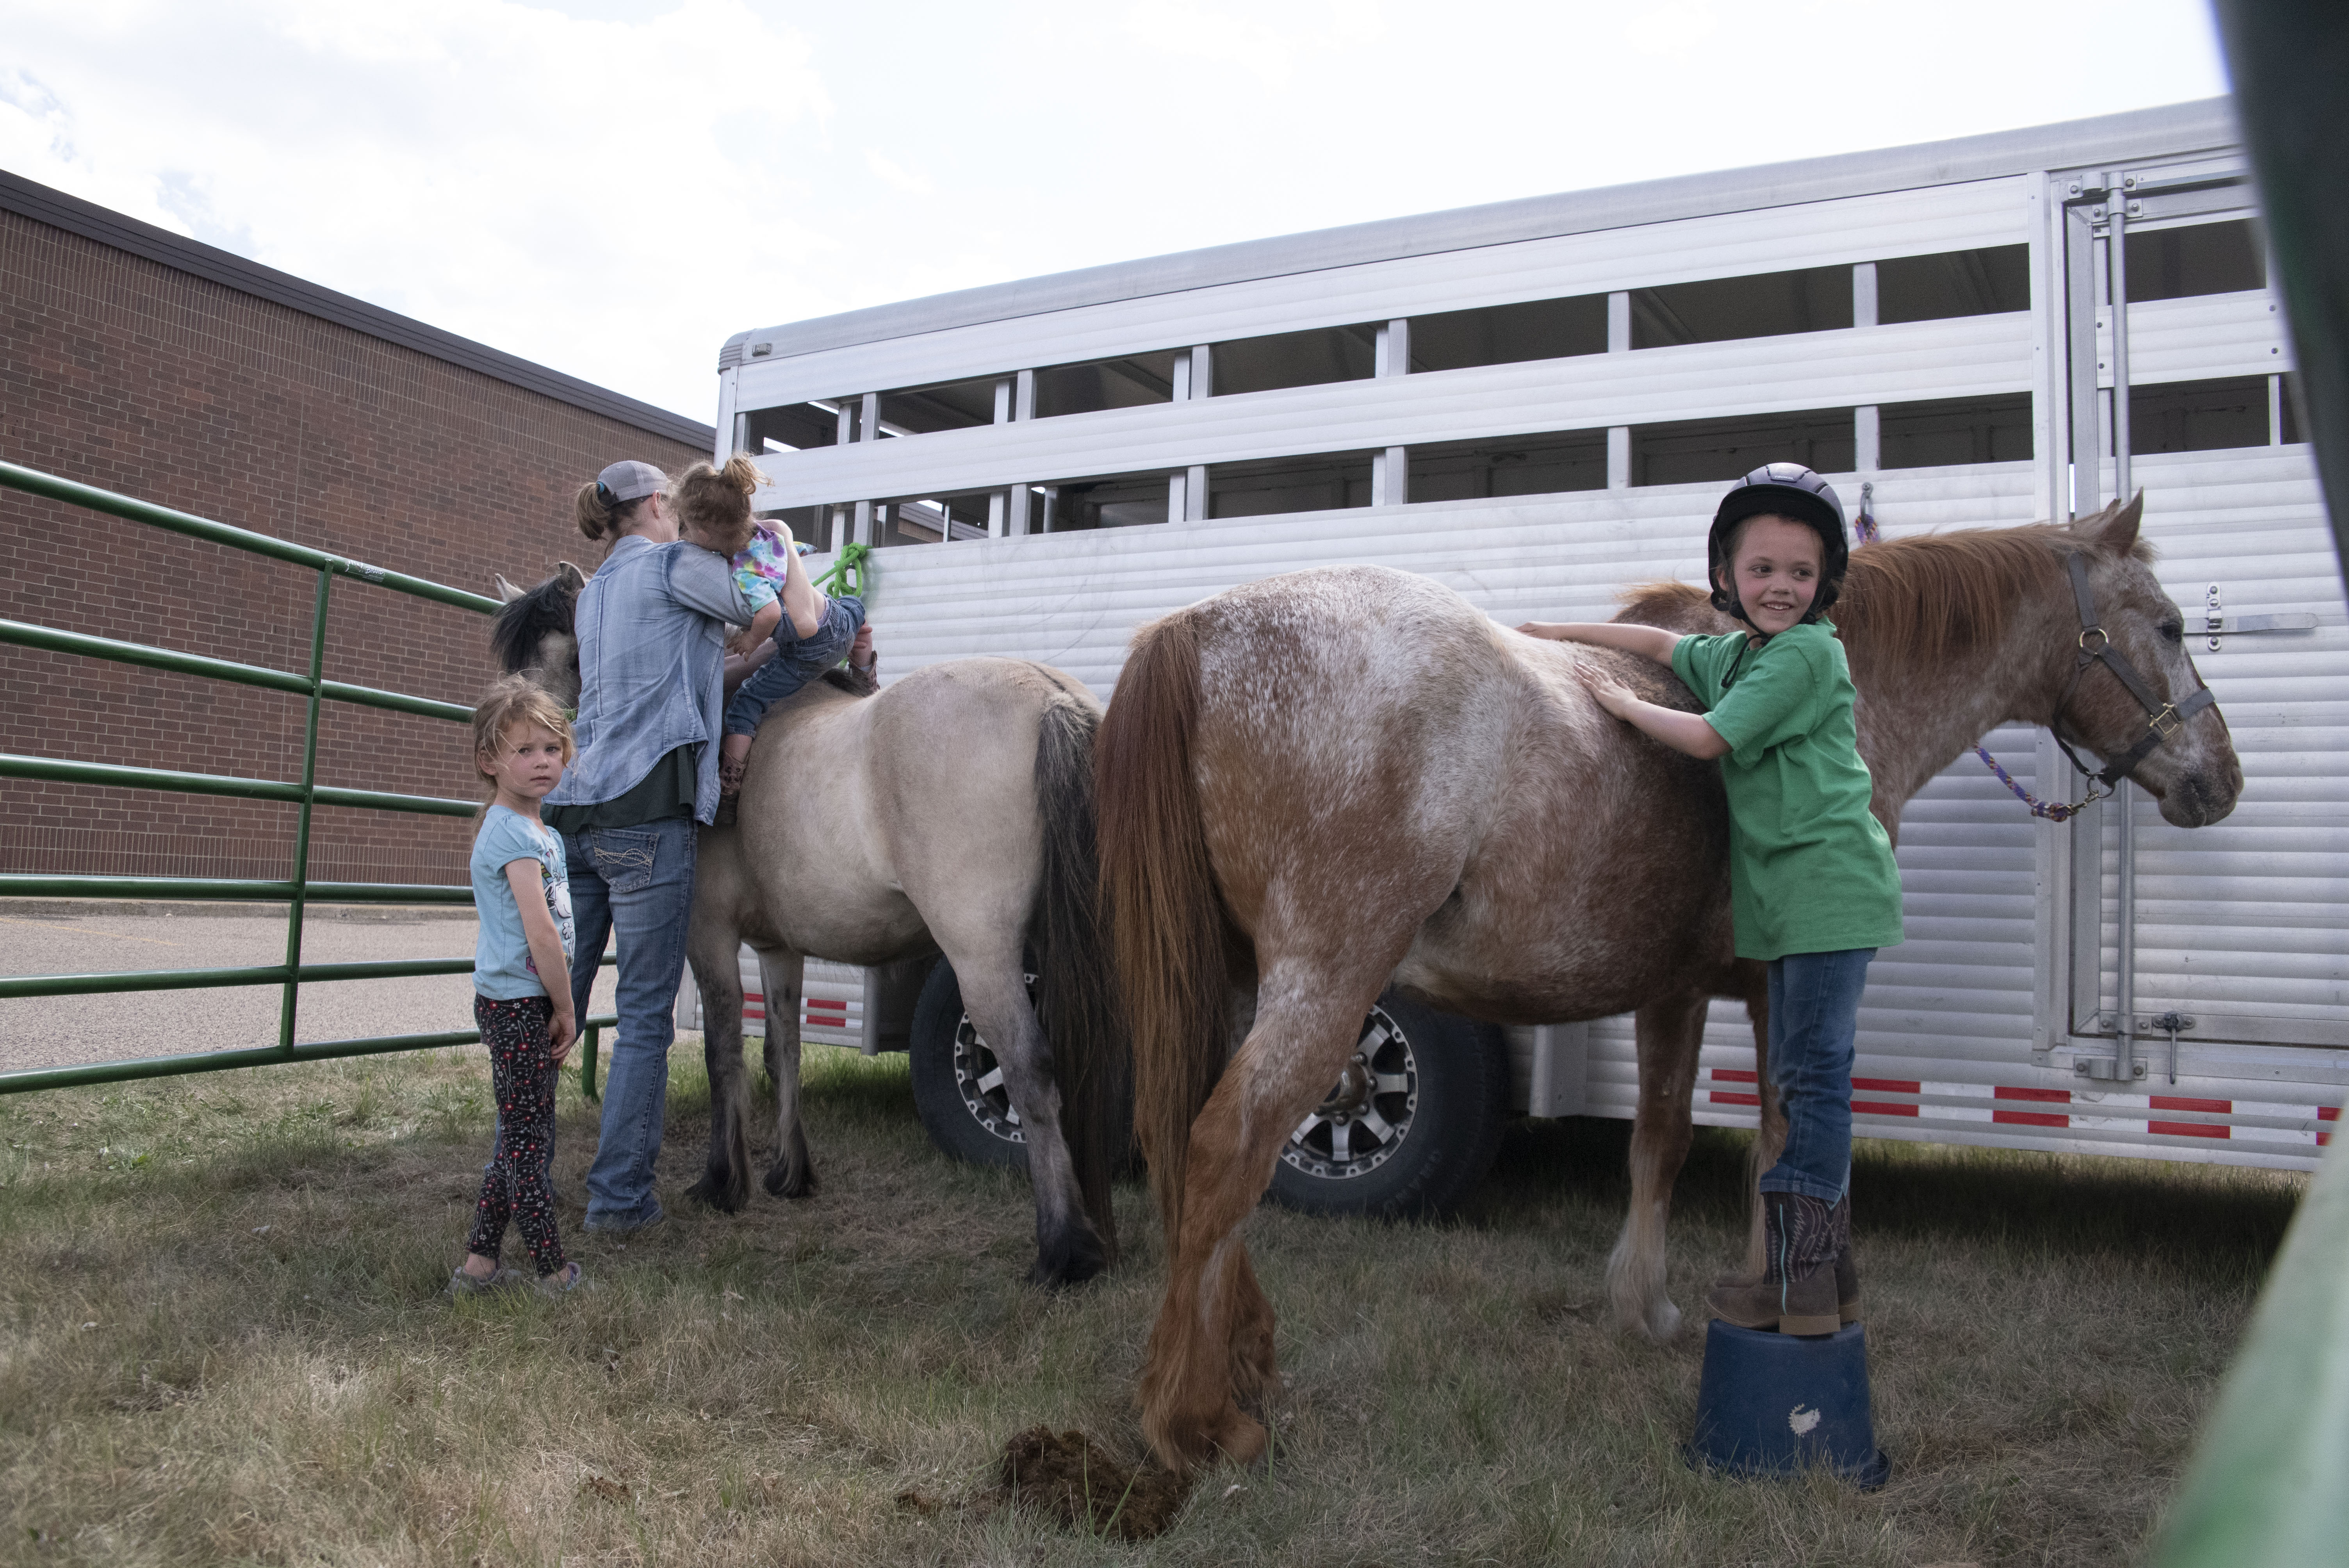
[0, 457, 617, 1099]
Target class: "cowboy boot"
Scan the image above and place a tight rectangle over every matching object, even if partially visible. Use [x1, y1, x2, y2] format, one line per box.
[1712, 1201, 1860, 1324]
[1705, 1192, 1843, 1335]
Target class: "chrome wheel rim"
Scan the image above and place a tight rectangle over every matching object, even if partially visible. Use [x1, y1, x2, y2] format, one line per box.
[950, 974, 1035, 1148]
[1280, 1004, 1419, 1180]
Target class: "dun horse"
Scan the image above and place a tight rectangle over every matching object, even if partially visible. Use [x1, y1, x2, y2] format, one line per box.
[492, 573, 1125, 1286]
[1095, 495, 2241, 1472]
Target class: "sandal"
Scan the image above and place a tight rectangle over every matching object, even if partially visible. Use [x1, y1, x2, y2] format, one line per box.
[535, 1261, 592, 1298]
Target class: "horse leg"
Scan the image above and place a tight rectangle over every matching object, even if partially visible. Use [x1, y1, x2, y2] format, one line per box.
[1739, 963, 1785, 1276]
[1604, 989, 1709, 1340]
[952, 944, 1104, 1286]
[1140, 971, 1385, 1474]
[683, 923, 752, 1213]
[755, 947, 816, 1198]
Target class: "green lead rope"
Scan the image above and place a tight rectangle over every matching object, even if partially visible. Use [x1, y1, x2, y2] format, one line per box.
[812, 542, 871, 603]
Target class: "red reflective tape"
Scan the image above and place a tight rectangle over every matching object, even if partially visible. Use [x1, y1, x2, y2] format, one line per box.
[1853, 1078, 1919, 1094]
[1709, 1091, 1761, 1107]
[2151, 1096, 2230, 1114]
[1712, 1069, 1758, 1083]
[2150, 1120, 2229, 1140]
[1853, 1100, 1919, 1117]
[1994, 1109, 2069, 1128]
[2320, 1107, 2340, 1123]
[1995, 1086, 2071, 1104]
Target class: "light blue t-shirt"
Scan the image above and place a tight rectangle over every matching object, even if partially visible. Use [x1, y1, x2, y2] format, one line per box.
[470, 804, 576, 1000]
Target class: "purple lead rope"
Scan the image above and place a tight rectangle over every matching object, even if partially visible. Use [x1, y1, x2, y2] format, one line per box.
[1974, 744, 2101, 822]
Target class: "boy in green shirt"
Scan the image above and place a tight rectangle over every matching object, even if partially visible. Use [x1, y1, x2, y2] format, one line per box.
[1518, 463, 1903, 1335]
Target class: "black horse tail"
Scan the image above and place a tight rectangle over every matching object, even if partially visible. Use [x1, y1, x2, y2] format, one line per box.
[1031, 686, 1130, 1263]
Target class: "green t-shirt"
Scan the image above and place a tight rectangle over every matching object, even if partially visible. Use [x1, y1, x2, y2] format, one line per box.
[1671, 622, 1904, 961]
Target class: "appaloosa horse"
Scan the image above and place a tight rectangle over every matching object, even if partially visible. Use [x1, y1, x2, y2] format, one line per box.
[1095, 495, 2240, 1472]
[492, 576, 1126, 1286]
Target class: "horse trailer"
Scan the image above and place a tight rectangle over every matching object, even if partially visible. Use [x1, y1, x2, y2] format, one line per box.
[683, 98, 2344, 1208]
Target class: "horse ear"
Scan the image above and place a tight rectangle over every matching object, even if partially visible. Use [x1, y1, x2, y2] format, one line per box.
[557, 561, 586, 591]
[2072, 491, 2145, 554]
[491, 573, 527, 603]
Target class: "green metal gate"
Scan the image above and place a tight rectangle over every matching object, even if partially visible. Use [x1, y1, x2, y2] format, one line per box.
[0, 458, 615, 1095]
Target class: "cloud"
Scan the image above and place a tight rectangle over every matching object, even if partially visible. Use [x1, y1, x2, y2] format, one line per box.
[863, 148, 933, 196]
[2, 0, 835, 417]
[1122, 0, 1386, 87]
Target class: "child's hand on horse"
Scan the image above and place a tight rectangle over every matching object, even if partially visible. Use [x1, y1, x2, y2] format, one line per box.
[1572, 660, 1638, 716]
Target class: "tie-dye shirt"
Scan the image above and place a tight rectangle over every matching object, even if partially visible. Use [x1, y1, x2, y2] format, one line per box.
[729, 524, 791, 612]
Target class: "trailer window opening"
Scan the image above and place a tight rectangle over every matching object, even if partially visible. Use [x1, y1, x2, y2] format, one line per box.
[1209, 451, 1375, 518]
[743, 401, 844, 453]
[1410, 429, 1608, 502]
[1408, 296, 1608, 372]
[873, 495, 991, 546]
[1208, 324, 1379, 396]
[1630, 265, 1853, 349]
[1032, 351, 1182, 419]
[1631, 408, 1855, 485]
[1878, 393, 2034, 468]
[1013, 468, 1177, 533]
[877, 377, 998, 434]
[2123, 219, 2265, 303]
[2129, 376, 2278, 454]
[1876, 245, 2031, 324]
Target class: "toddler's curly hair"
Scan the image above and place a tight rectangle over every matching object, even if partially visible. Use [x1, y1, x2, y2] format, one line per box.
[672, 454, 768, 558]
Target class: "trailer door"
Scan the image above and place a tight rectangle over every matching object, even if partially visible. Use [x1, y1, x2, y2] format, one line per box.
[2049, 160, 2349, 1101]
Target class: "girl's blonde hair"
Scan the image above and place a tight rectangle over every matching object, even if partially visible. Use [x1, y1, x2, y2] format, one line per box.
[672, 454, 770, 557]
[472, 676, 576, 800]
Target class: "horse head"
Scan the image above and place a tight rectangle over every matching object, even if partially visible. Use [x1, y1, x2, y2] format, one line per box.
[2056, 496, 2242, 827]
[489, 561, 586, 711]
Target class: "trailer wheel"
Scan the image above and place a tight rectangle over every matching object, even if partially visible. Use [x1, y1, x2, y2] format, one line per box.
[1265, 994, 1508, 1221]
[909, 958, 1030, 1169]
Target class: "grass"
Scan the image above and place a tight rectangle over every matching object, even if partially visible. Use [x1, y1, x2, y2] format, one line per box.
[0, 1041, 2303, 1566]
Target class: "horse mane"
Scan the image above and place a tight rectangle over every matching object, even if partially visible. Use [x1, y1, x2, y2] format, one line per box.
[817, 666, 876, 697]
[1618, 523, 2155, 666]
[489, 574, 577, 675]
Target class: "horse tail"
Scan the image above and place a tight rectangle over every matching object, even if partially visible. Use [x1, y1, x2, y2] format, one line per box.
[1030, 687, 1127, 1260]
[1094, 612, 1229, 1246]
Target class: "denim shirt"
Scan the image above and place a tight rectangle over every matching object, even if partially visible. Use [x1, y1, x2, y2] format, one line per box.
[545, 535, 753, 826]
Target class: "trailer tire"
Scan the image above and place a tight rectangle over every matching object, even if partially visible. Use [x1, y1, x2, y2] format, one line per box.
[1265, 994, 1509, 1221]
[909, 959, 1032, 1170]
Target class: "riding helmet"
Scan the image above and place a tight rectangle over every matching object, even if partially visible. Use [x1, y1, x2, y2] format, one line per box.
[1706, 462, 1851, 624]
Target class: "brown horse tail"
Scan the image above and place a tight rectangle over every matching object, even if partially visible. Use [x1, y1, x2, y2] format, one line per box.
[1030, 688, 1127, 1261]
[1094, 612, 1229, 1245]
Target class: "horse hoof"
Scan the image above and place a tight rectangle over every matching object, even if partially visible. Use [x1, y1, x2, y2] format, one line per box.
[686, 1173, 749, 1214]
[1027, 1226, 1107, 1289]
[1644, 1298, 1684, 1341]
[762, 1162, 816, 1199]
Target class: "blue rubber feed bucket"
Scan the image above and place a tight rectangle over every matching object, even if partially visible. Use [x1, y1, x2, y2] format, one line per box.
[1686, 1320, 1890, 1489]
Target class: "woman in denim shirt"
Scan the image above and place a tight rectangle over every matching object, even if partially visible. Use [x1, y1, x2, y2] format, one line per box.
[545, 459, 755, 1233]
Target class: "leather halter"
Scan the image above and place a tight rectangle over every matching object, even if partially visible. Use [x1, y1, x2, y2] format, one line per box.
[2050, 551, 2217, 790]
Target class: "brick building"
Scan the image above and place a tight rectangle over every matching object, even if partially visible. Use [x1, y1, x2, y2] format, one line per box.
[1, 171, 714, 887]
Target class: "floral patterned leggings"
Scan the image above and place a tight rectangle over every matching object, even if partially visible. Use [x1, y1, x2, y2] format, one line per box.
[466, 994, 569, 1276]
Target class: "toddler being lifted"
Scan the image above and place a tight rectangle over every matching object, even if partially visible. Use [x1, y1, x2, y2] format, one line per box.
[671, 456, 868, 798]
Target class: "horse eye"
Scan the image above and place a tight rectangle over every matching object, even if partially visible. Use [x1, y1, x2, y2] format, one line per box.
[2160, 621, 2182, 643]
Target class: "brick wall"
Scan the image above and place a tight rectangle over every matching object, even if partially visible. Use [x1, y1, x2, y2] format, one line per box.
[0, 208, 711, 886]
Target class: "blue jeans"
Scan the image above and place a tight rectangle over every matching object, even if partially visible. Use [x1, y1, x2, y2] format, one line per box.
[565, 817, 697, 1229]
[723, 595, 865, 737]
[1757, 948, 1876, 1203]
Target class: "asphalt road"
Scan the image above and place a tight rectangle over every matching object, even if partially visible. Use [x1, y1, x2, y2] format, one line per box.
[0, 906, 621, 1074]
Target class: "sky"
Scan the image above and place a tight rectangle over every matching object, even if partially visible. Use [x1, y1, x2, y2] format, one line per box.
[2, 0, 2233, 425]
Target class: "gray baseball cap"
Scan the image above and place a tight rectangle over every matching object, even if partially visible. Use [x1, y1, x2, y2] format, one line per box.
[595, 460, 667, 505]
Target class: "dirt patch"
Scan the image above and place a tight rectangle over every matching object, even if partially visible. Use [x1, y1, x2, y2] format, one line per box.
[983, 1425, 1193, 1541]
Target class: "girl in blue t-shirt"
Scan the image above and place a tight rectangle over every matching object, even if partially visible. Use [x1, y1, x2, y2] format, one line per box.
[453, 678, 586, 1298]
